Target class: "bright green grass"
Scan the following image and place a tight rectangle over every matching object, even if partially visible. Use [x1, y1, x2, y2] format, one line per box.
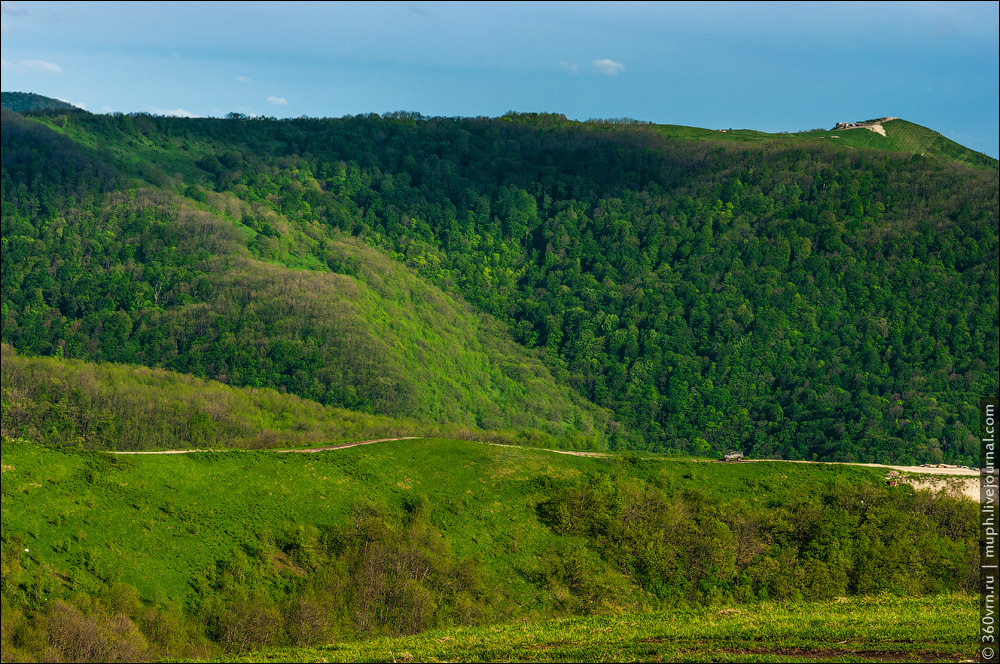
[643, 118, 997, 169]
[791, 119, 996, 169]
[2, 438, 978, 662]
[1, 437, 893, 609]
[203, 593, 976, 663]
[1, 437, 611, 608]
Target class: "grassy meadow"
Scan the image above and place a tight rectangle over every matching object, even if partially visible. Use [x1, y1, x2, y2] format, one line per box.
[647, 117, 996, 169]
[212, 593, 976, 663]
[3, 436, 602, 608]
[2, 435, 979, 661]
[2, 435, 916, 607]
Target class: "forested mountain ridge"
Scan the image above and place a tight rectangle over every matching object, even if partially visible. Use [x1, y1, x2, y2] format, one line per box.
[0, 91, 79, 113]
[0, 109, 613, 448]
[2, 99, 997, 463]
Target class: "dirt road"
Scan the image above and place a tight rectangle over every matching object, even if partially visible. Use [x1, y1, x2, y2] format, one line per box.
[113, 438, 977, 473]
[740, 459, 980, 501]
[111, 436, 419, 455]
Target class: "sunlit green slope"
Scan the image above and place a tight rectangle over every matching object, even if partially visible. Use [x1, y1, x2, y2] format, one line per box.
[0, 343, 553, 451]
[0, 111, 613, 445]
[645, 117, 996, 169]
[1, 436, 977, 659]
[3, 102, 997, 463]
[800, 118, 997, 169]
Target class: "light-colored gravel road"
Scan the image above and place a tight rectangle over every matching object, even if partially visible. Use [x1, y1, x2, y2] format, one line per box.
[742, 458, 979, 476]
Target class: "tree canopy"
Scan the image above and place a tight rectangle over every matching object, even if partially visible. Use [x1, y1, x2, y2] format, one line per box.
[2, 107, 997, 463]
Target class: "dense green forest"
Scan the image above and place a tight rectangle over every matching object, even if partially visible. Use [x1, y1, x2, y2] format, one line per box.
[0, 437, 978, 660]
[1, 101, 997, 463]
[0, 109, 613, 448]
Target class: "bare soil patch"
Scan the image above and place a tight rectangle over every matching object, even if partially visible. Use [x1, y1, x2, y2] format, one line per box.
[745, 459, 978, 477]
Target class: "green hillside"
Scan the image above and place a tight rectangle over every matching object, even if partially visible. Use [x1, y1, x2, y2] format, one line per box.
[1, 96, 993, 663]
[0, 110, 613, 447]
[0, 436, 977, 660]
[795, 118, 997, 170]
[0, 344, 567, 451]
[0, 92, 79, 114]
[611, 116, 996, 170]
[3, 105, 996, 464]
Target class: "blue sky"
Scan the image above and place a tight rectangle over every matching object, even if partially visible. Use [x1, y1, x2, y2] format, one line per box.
[2, 1, 997, 157]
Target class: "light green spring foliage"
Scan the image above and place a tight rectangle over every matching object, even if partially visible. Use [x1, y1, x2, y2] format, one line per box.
[0, 100, 992, 662]
[4, 108, 995, 463]
[1, 277, 608, 452]
[1, 343, 461, 450]
[1, 436, 978, 661]
[1, 109, 614, 447]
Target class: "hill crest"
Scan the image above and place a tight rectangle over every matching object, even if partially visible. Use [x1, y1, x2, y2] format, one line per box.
[3, 92, 994, 169]
[1, 91, 80, 113]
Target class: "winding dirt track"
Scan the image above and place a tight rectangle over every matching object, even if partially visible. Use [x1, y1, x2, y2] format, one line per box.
[112, 437, 612, 457]
[111, 437, 975, 474]
[111, 436, 419, 455]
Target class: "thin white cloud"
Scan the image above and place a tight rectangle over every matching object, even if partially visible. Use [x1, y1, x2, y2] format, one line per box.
[3, 58, 63, 74]
[149, 106, 198, 118]
[266, 96, 288, 106]
[236, 75, 251, 83]
[557, 60, 580, 75]
[592, 58, 625, 76]
[56, 97, 85, 110]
